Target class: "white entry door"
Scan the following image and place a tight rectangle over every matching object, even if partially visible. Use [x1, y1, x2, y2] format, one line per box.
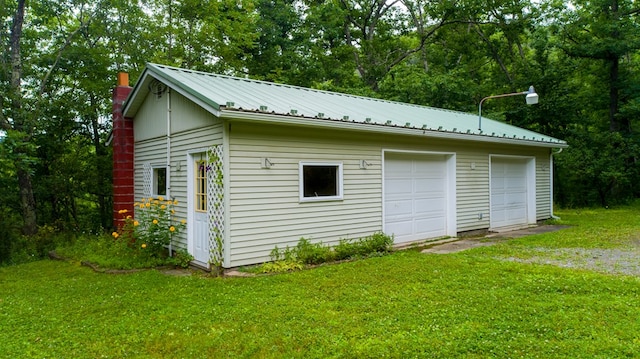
[384, 153, 450, 244]
[490, 157, 532, 229]
[189, 154, 210, 265]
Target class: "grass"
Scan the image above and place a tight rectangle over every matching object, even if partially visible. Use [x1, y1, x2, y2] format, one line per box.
[54, 234, 192, 270]
[1, 203, 640, 358]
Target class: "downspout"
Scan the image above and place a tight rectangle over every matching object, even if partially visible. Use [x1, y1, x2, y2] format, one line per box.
[167, 88, 173, 256]
[550, 148, 563, 220]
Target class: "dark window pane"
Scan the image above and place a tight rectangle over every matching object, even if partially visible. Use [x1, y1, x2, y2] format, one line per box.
[303, 165, 338, 197]
[156, 168, 166, 196]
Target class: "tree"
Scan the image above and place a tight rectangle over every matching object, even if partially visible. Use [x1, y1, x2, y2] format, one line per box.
[552, 0, 640, 133]
[144, 0, 257, 73]
[338, 0, 458, 90]
[1, 0, 37, 235]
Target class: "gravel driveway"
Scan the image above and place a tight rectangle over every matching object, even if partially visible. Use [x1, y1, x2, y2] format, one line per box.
[503, 246, 640, 277]
[424, 225, 640, 277]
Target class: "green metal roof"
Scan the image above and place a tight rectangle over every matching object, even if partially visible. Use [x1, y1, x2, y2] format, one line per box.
[124, 63, 567, 147]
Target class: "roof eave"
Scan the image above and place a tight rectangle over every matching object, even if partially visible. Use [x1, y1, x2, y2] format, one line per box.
[221, 110, 568, 148]
[123, 63, 222, 118]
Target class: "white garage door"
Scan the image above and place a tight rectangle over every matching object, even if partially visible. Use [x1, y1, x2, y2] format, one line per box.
[491, 157, 529, 229]
[384, 153, 449, 244]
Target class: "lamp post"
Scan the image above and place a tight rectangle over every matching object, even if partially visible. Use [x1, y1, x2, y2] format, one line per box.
[478, 85, 538, 131]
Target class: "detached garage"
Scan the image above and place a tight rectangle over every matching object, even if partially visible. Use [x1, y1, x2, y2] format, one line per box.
[111, 63, 568, 269]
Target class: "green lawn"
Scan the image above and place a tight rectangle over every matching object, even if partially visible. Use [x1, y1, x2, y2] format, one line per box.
[1, 204, 640, 358]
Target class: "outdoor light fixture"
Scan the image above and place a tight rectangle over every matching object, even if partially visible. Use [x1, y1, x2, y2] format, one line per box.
[478, 85, 538, 131]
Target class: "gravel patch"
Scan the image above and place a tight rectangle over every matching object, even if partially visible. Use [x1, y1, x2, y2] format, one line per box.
[503, 246, 640, 277]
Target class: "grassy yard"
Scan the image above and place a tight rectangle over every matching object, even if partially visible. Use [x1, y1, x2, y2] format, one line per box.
[1, 204, 639, 358]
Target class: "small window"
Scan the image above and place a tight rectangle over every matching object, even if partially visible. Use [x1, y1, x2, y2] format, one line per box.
[153, 167, 167, 196]
[195, 160, 207, 212]
[299, 162, 343, 202]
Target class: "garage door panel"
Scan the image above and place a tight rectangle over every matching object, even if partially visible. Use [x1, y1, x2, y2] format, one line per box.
[415, 178, 446, 193]
[415, 217, 446, 232]
[507, 208, 527, 221]
[506, 192, 526, 204]
[385, 220, 414, 237]
[385, 178, 413, 195]
[385, 199, 413, 217]
[414, 198, 446, 214]
[385, 159, 412, 174]
[505, 178, 526, 188]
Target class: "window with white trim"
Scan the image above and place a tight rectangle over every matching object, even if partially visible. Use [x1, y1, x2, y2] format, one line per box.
[152, 166, 167, 197]
[195, 160, 207, 212]
[299, 162, 343, 202]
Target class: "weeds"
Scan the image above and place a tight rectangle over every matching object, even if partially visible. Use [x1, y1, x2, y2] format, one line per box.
[258, 232, 394, 273]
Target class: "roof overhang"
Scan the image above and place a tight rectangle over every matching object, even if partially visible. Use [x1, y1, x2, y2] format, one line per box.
[123, 64, 222, 118]
[221, 109, 568, 149]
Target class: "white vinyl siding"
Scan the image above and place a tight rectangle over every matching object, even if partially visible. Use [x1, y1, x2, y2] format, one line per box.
[227, 123, 382, 267]
[134, 90, 219, 142]
[535, 151, 552, 220]
[133, 89, 223, 251]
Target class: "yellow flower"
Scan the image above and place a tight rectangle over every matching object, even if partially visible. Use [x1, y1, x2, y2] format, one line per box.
[158, 196, 164, 201]
[154, 200, 159, 205]
[139, 204, 145, 209]
[134, 202, 139, 207]
[169, 226, 175, 232]
[112, 232, 119, 238]
[173, 200, 178, 205]
[126, 215, 132, 219]
[141, 243, 147, 249]
[133, 221, 139, 226]
[118, 209, 128, 214]
[166, 200, 173, 205]
[181, 219, 186, 225]
[152, 219, 159, 225]
[160, 205, 166, 210]
[145, 203, 151, 208]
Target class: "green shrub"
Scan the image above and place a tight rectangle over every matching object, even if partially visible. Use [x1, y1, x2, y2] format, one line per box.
[295, 237, 334, 265]
[259, 245, 305, 273]
[335, 232, 394, 260]
[169, 249, 194, 268]
[258, 232, 394, 273]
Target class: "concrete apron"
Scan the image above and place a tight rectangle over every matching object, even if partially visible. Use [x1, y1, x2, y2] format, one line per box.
[420, 225, 571, 254]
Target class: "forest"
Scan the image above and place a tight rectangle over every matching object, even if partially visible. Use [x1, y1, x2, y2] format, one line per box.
[1, 0, 639, 262]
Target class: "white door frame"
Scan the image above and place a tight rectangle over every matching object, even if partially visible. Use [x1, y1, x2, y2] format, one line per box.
[381, 149, 457, 239]
[186, 149, 210, 267]
[489, 154, 536, 229]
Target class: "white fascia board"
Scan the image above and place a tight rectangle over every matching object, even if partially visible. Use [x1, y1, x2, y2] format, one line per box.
[221, 110, 569, 149]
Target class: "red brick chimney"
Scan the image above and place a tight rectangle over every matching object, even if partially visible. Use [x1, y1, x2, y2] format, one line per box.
[112, 72, 134, 228]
